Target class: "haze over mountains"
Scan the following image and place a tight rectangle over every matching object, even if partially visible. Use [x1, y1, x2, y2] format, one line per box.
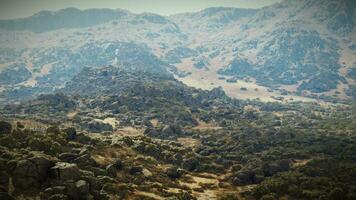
[0, 0, 355, 104]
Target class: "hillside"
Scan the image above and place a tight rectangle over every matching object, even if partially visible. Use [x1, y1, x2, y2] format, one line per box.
[1, 65, 355, 199]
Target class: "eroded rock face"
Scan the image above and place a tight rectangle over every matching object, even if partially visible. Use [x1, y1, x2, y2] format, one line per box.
[0, 121, 12, 134]
[50, 162, 81, 181]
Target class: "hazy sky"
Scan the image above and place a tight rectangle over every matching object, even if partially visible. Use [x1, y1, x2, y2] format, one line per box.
[0, 0, 281, 19]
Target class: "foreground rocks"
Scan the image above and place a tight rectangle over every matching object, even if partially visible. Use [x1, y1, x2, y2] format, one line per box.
[12, 154, 55, 189]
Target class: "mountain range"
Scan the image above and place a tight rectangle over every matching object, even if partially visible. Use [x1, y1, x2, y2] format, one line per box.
[0, 0, 355, 104]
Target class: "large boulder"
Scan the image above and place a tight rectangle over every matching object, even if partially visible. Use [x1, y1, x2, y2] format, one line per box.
[12, 155, 54, 189]
[29, 156, 55, 181]
[12, 160, 40, 189]
[0, 121, 12, 134]
[50, 162, 81, 181]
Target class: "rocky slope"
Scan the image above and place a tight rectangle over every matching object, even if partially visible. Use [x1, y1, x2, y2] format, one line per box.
[1, 68, 355, 199]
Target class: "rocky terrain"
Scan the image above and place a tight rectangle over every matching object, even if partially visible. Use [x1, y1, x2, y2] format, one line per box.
[1, 66, 356, 199]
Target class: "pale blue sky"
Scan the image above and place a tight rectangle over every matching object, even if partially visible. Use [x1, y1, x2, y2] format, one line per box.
[0, 0, 281, 19]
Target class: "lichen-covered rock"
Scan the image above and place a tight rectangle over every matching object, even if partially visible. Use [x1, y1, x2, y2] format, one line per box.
[50, 162, 81, 181]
